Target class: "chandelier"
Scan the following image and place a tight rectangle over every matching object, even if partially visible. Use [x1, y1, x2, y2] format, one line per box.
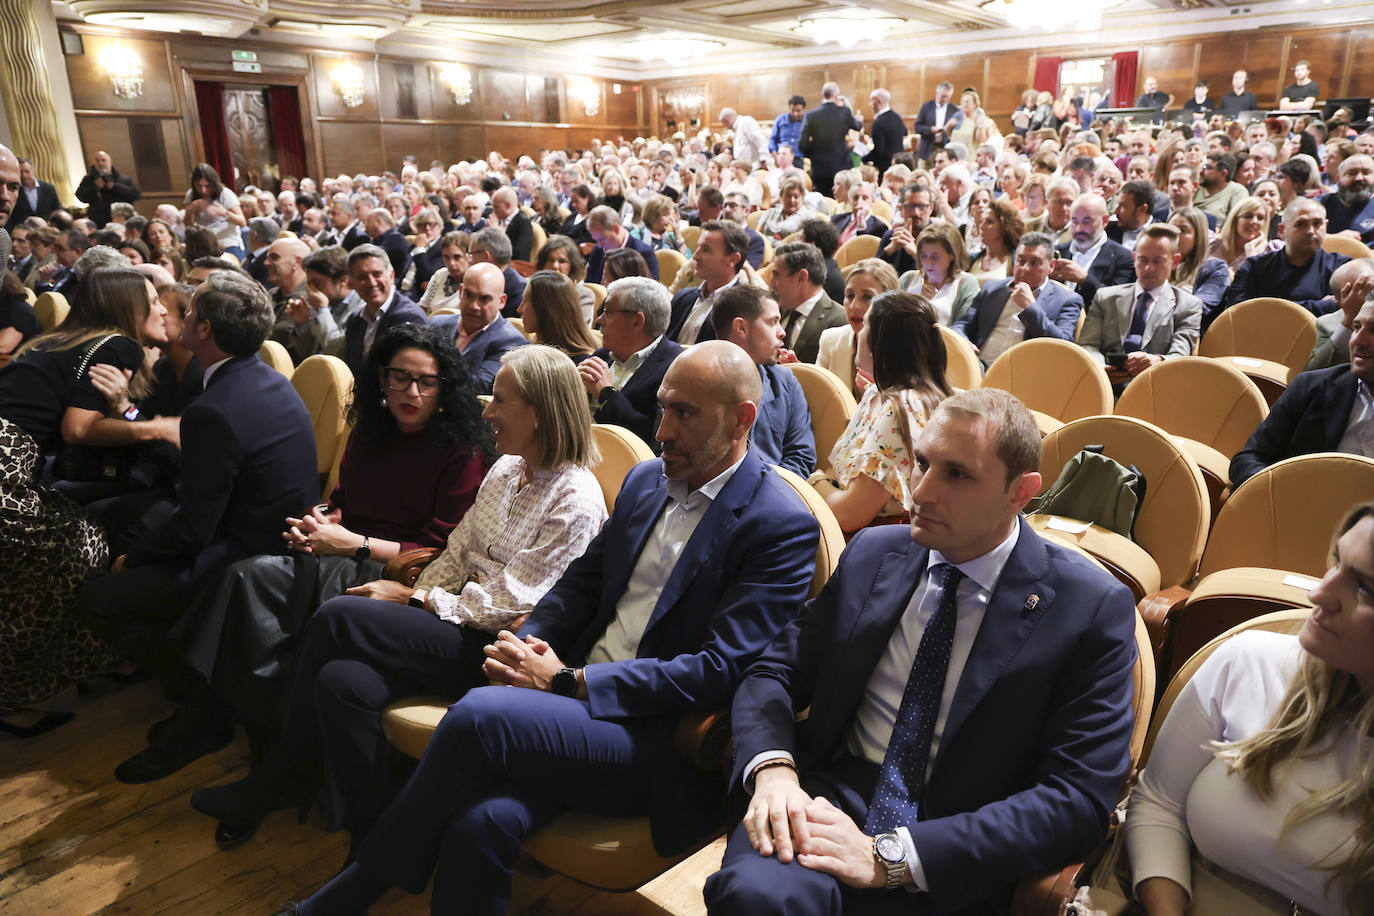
[99, 41, 144, 99]
[980, 0, 1127, 31]
[794, 17, 903, 48]
[626, 38, 722, 66]
[570, 78, 600, 118]
[331, 60, 366, 108]
[439, 64, 473, 106]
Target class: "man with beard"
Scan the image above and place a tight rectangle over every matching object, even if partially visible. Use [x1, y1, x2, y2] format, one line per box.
[1218, 198, 1350, 325]
[1320, 155, 1374, 246]
[1049, 194, 1135, 309]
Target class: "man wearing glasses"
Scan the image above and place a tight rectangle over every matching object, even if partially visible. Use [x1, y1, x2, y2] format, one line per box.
[427, 261, 525, 394]
[720, 192, 768, 269]
[877, 182, 937, 275]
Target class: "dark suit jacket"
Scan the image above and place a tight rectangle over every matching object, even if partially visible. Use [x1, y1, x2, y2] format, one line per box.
[829, 211, 887, 240]
[74, 168, 140, 227]
[11, 181, 61, 224]
[125, 354, 318, 586]
[1217, 246, 1349, 323]
[912, 100, 964, 161]
[798, 102, 862, 189]
[745, 228, 766, 269]
[789, 291, 847, 365]
[342, 291, 426, 377]
[341, 223, 370, 251]
[667, 286, 719, 345]
[429, 312, 526, 394]
[952, 279, 1083, 349]
[409, 245, 444, 294]
[589, 337, 684, 445]
[1055, 238, 1136, 310]
[585, 234, 660, 285]
[372, 228, 412, 281]
[1229, 364, 1360, 489]
[730, 520, 1137, 913]
[524, 450, 820, 854]
[863, 109, 908, 173]
[876, 225, 918, 276]
[504, 212, 535, 262]
[500, 264, 528, 317]
[242, 248, 271, 288]
[35, 266, 76, 296]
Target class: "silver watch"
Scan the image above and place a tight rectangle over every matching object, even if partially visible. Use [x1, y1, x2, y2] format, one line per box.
[873, 832, 907, 889]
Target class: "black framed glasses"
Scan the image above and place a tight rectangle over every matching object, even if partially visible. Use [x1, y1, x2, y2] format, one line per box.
[385, 367, 442, 397]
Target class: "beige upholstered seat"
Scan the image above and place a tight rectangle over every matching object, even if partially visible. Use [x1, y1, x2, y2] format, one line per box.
[1321, 233, 1373, 260]
[938, 324, 982, 391]
[258, 339, 294, 377]
[1030, 415, 1209, 597]
[582, 282, 607, 311]
[1197, 297, 1316, 401]
[33, 291, 68, 331]
[529, 221, 547, 260]
[1114, 356, 1268, 514]
[746, 211, 763, 230]
[680, 226, 701, 252]
[760, 234, 774, 267]
[869, 199, 894, 224]
[429, 306, 460, 317]
[834, 234, 880, 268]
[784, 362, 858, 475]
[590, 423, 654, 512]
[288, 354, 354, 501]
[655, 249, 687, 287]
[23, 286, 36, 305]
[507, 316, 533, 341]
[980, 338, 1113, 435]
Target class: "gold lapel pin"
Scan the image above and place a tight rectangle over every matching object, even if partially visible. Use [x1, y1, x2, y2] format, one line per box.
[1023, 595, 1039, 611]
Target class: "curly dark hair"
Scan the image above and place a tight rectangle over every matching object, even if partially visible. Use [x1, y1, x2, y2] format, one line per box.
[347, 322, 496, 460]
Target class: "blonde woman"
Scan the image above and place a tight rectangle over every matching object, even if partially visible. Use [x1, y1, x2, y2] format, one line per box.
[816, 258, 899, 397]
[1169, 207, 1230, 318]
[1127, 501, 1374, 915]
[1210, 196, 1278, 272]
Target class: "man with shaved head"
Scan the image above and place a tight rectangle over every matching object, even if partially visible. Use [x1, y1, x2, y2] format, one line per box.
[283, 338, 821, 916]
[426, 260, 524, 393]
[74, 149, 140, 227]
[262, 235, 312, 357]
[0, 145, 20, 265]
[1050, 193, 1136, 309]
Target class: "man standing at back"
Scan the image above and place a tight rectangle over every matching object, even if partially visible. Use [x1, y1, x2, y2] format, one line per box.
[722, 108, 770, 169]
[771, 96, 808, 155]
[799, 83, 862, 198]
[864, 89, 908, 175]
[705, 388, 1137, 916]
[912, 82, 960, 166]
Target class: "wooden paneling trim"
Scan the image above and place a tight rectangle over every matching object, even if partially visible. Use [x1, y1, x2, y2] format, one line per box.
[73, 109, 183, 118]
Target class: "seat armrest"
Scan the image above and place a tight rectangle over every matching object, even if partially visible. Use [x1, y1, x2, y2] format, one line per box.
[1010, 863, 1081, 916]
[1137, 586, 1192, 655]
[675, 709, 733, 776]
[383, 547, 442, 585]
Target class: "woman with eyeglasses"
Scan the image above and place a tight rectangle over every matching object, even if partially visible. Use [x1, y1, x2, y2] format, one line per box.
[169, 324, 494, 770]
[189, 345, 607, 854]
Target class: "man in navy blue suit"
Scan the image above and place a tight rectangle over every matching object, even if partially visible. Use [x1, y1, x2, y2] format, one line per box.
[799, 82, 863, 198]
[81, 270, 319, 784]
[428, 261, 526, 394]
[911, 82, 962, 165]
[952, 232, 1083, 367]
[341, 243, 427, 377]
[585, 205, 660, 285]
[283, 341, 821, 916]
[705, 388, 1138, 916]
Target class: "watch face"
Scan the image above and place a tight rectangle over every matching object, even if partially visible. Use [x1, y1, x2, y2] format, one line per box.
[875, 834, 904, 863]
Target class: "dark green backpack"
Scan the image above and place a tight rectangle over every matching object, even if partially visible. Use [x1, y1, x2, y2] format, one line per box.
[1026, 445, 1147, 539]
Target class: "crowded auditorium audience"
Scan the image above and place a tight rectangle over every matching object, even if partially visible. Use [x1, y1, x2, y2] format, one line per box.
[3, 58, 1374, 913]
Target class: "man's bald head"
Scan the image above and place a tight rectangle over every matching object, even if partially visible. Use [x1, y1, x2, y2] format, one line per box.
[0, 144, 20, 228]
[266, 236, 311, 289]
[1331, 257, 1374, 291]
[656, 340, 761, 488]
[672, 339, 763, 408]
[459, 260, 507, 336]
[1070, 192, 1108, 246]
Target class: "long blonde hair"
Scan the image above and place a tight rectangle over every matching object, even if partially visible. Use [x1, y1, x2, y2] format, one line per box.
[1221, 501, 1374, 913]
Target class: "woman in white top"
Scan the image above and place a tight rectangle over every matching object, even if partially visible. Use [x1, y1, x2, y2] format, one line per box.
[756, 174, 820, 240]
[817, 258, 898, 398]
[182, 163, 246, 260]
[969, 197, 1025, 282]
[417, 231, 471, 314]
[898, 223, 980, 327]
[188, 344, 608, 845]
[1126, 501, 1374, 915]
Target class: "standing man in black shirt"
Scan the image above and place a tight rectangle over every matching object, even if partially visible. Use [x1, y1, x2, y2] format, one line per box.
[1135, 77, 1173, 122]
[1182, 81, 1214, 118]
[1280, 60, 1320, 111]
[1217, 70, 1259, 115]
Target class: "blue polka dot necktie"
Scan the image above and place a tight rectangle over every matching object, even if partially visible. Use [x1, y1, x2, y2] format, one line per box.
[864, 563, 965, 835]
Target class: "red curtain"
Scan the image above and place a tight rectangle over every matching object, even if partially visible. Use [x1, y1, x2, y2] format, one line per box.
[193, 81, 234, 187]
[267, 86, 307, 185]
[1112, 51, 1139, 109]
[1033, 57, 1062, 95]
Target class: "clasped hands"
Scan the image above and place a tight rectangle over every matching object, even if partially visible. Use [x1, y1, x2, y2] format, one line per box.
[283, 504, 357, 556]
[482, 630, 563, 692]
[745, 765, 887, 889]
[577, 356, 613, 398]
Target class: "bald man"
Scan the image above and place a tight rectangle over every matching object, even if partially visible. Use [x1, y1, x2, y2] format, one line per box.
[287, 339, 821, 916]
[0, 145, 18, 266]
[426, 261, 525, 393]
[489, 186, 534, 261]
[74, 149, 141, 227]
[1051, 193, 1136, 309]
[263, 236, 312, 356]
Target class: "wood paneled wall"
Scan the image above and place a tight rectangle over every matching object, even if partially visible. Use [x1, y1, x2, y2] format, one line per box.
[645, 23, 1372, 137]
[60, 25, 646, 216]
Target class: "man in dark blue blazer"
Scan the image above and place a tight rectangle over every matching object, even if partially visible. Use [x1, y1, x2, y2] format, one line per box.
[1230, 318, 1372, 488]
[579, 276, 684, 447]
[428, 261, 526, 394]
[706, 388, 1138, 916]
[1051, 194, 1136, 310]
[911, 82, 962, 164]
[81, 270, 318, 784]
[953, 233, 1083, 367]
[584, 205, 660, 285]
[1217, 199, 1349, 324]
[669, 220, 751, 345]
[863, 89, 908, 175]
[341, 243, 427, 377]
[290, 342, 821, 916]
[798, 82, 863, 198]
[363, 209, 412, 282]
[11, 157, 61, 224]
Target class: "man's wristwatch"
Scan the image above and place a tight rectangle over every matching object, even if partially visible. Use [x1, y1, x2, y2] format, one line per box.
[551, 667, 578, 697]
[354, 536, 371, 560]
[873, 833, 908, 889]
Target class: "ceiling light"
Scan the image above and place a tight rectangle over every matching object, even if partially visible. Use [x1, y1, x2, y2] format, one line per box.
[625, 38, 722, 65]
[331, 60, 366, 109]
[439, 64, 473, 106]
[98, 41, 143, 99]
[980, 0, 1127, 31]
[794, 17, 903, 48]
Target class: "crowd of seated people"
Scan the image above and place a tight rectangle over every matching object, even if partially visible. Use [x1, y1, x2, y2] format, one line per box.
[2, 59, 1373, 911]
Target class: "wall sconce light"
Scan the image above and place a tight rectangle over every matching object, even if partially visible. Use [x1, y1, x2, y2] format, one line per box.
[99, 41, 144, 99]
[331, 60, 366, 108]
[439, 64, 473, 105]
[571, 78, 599, 118]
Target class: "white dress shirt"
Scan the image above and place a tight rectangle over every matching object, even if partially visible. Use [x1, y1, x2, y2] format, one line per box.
[1065, 232, 1109, 292]
[361, 290, 397, 354]
[1338, 379, 1374, 458]
[202, 356, 232, 388]
[586, 455, 746, 665]
[979, 282, 1046, 366]
[678, 271, 743, 345]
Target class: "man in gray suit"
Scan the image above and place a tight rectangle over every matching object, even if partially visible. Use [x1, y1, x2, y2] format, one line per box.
[1077, 223, 1201, 390]
[770, 241, 846, 364]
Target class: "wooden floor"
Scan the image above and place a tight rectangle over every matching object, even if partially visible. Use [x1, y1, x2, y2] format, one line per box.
[0, 680, 715, 915]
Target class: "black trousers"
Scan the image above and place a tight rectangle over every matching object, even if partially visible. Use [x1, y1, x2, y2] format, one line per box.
[79, 562, 197, 695]
[281, 595, 492, 834]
